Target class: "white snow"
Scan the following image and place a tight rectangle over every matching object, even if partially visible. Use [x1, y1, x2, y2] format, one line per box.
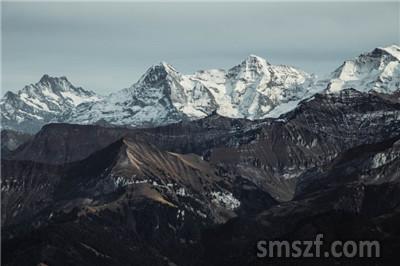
[263, 99, 302, 118]
[41, 86, 61, 101]
[60, 91, 100, 106]
[18, 110, 44, 120]
[210, 191, 240, 210]
[176, 187, 186, 197]
[371, 151, 398, 169]
[20, 92, 51, 112]
[381, 44, 400, 61]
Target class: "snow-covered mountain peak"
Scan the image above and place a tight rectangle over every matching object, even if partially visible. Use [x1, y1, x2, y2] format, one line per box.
[1, 91, 16, 101]
[39, 74, 68, 83]
[31, 74, 81, 95]
[360, 45, 400, 65]
[1, 75, 101, 132]
[137, 62, 180, 85]
[160, 61, 177, 71]
[325, 45, 400, 93]
[228, 54, 270, 77]
[244, 54, 269, 66]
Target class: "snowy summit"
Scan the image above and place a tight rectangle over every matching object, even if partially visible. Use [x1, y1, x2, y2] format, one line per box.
[1, 45, 399, 133]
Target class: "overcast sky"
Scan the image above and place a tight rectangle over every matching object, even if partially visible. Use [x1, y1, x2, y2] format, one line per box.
[2, 1, 399, 95]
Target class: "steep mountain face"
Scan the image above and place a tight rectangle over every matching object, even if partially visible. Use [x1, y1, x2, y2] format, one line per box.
[206, 89, 400, 200]
[295, 135, 400, 199]
[202, 137, 400, 266]
[61, 63, 217, 127]
[62, 56, 314, 127]
[322, 45, 400, 93]
[1, 75, 101, 133]
[1, 138, 241, 228]
[190, 55, 315, 119]
[8, 114, 259, 164]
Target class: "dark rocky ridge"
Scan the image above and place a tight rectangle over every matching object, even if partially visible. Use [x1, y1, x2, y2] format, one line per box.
[7, 89, 400, 202]
[8, 113, 261, 165]
[208, 89, 400, 200]
[2, 137, 276, 266]
[201, 136, 400, 266]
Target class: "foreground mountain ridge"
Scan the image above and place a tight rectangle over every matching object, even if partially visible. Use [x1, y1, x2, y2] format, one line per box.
[1, 44, 399, 133]
[2, 87, 400, 265]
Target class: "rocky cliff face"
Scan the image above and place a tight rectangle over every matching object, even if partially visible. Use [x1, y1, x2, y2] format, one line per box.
[202, 136, 400, 266]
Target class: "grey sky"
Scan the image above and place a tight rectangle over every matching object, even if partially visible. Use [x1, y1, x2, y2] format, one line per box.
[2, 1, 399, 95]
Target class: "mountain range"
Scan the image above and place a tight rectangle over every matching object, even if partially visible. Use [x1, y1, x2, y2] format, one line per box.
[2, 45, 399, 133]
[1, 45, 400, 266]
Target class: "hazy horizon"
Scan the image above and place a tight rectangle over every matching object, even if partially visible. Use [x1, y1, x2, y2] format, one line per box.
[2, 1, 399, 95]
